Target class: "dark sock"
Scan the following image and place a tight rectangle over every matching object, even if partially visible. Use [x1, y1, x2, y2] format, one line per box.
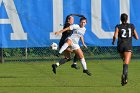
[123, 64, 128, 76]
[59, 58, 67, 65]
[73, 55, 78, 63]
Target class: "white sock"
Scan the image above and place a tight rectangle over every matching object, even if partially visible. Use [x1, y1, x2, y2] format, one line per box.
[80, 58, 87, 70]
[56, 62, 60, 66]
[59, 43, 69, 54]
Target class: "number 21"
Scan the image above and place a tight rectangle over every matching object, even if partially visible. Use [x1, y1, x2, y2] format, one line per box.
[121, 28, 131, 38]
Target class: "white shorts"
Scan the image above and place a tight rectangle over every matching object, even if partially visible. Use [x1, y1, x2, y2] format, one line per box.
[67, 37, 80, 50]
[71, 43, 80, 50]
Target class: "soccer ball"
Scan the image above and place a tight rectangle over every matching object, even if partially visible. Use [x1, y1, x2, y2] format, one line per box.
[51, 42, 58, 50]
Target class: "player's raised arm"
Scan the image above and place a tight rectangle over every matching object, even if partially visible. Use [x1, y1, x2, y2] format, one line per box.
[54, 27, 71, 35]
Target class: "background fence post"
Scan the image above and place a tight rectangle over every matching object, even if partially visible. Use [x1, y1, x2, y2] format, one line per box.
[0, 48, 4, 63]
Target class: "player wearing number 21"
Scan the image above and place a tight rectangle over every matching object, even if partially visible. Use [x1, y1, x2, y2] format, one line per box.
[112, 13, 139, 86]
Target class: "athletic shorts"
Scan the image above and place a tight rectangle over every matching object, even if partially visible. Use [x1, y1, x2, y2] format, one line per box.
[67, 37, 80, 50]
[117, 44, 132, 53]
[71, 43, 80, 50]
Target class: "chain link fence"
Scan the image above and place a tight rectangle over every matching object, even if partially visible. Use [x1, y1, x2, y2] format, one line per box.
[1, 1, 139, 63]
[1, 46, 140, 63]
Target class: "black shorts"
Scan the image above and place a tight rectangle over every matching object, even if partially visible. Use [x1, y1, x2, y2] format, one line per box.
[117, 44, 132, 53]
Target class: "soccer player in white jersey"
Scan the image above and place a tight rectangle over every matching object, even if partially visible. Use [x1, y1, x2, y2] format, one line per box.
[57, 14, 84, 70]
[52, 17, 92, 76]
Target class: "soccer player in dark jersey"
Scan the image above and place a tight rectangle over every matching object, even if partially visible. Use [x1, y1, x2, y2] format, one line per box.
[58, 15, 79, 68]
[112, 13, 139, 86]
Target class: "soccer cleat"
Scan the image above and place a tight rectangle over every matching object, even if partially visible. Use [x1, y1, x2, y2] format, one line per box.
[52, 64, 57, 74]
[121, 74, 128, 86]
[83, 70, 92, 76]
[71, 64, 80, 69]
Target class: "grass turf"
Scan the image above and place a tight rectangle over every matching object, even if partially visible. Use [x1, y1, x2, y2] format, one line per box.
[0, 59, 139, 93]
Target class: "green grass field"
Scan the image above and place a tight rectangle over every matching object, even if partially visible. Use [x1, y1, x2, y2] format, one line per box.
[0, 59, 140, 93]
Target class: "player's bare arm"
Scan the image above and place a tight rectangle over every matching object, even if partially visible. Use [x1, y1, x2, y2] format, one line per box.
[133, 29, 139, 40]
[80, 36, 87, 48]
[112, 27, 119, 45]
[55, 27, 71, 35]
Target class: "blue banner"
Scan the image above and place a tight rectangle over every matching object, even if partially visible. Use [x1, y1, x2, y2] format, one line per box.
[0, 0, 140, 48]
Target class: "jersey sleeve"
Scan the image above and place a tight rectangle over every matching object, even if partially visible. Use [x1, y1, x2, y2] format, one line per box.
[115, 24, 119, 30]
[130, 24, 135, 30]
[69, 24, 79, 30]
[130, 24, 135, 36]
[81, 28, 86, 35]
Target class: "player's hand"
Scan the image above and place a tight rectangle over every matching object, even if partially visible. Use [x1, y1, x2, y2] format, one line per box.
[83, 44, 87, 48]
[112, 42, 115, 45]
[54, 31, 60, 35]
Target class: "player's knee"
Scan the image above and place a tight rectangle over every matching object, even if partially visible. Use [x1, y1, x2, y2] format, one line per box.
[65, 57, 72, 62]
[66, 39, 72, 45]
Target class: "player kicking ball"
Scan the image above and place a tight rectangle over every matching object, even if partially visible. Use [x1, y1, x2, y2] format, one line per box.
[52, 17, 92, 76]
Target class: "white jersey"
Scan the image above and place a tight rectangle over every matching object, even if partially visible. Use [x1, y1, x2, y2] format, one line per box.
[68, 24, 86, 44]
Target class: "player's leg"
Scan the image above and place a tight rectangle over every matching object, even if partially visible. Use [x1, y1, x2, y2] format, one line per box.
[123, 52, 131, 80]
[55, 39, 72, 57]
[71, 54, 80, 69]
[55, 47, 80, 70]
[74, 48, 91, 76]
[58, 39, 72, 54]
[52, 50, 71, 74]
[117, 45, 128, 85]
[120, 52, 126, 86]
[121, 52, 131, 86]
[52, 40, 72, 74]
[55, 50, 71, 66]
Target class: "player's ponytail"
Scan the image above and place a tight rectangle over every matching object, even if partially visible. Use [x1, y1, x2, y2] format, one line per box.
[69, 14, 85, 18]
[121, 13, 128, 24]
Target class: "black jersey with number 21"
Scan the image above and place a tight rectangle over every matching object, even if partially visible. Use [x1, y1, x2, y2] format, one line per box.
[115, 23, 135, 52]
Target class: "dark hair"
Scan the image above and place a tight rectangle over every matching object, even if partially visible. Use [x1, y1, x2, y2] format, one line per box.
[65, 15, 72, 23]
[80, 17, 87, 23]
[121, 13, 128, 24]
[65, 14, 85, 24]
[70, 14, 84, 17]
